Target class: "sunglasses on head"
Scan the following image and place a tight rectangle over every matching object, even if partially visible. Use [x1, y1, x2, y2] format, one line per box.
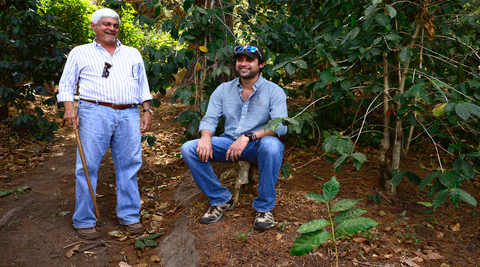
[235, 45, 262, 59]
[102, 62, 112, 78]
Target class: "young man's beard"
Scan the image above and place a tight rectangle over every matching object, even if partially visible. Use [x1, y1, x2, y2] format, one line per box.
[235, 67, 260, 80]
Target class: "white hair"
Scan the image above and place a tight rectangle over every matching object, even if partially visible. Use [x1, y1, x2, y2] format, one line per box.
[91, 8, 120, 25]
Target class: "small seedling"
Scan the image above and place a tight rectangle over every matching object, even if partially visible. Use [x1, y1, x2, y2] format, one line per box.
[135, 233, 165, 250]
[290, 176, 378, 267]
[276, 221, 289, 231]
[236, 230, 251, 241]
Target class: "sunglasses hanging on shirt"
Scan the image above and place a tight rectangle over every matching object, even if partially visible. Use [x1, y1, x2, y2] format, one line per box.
[102, 62, 112, 78]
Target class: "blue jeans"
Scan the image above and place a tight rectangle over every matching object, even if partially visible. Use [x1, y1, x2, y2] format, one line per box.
[73, 100, 142, 228]
[181, 136, 284, 212]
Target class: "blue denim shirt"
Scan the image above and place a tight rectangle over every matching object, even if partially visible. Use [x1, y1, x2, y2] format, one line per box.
[199, 75, 288, 139]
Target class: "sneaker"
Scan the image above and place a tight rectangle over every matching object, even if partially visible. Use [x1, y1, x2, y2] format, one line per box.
[253, 211, 275, 230]
[77, 227, 99, 240]
[200, 199, 234, 224]
[126, 222, 144, 234]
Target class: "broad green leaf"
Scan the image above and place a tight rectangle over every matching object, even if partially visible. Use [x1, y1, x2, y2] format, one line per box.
[438, 172, 457, 188]
[331, 199, 360, 212]
[399, 47, 411, 63]
[392, 172, 404, 186]
[433, 189, 449, 209]
[450, 188, 461, 208]
[304, 193, 326, 202]
[386, 5, 397, 18]
[323, 176, 340, 202]
[336, 139, 353, 155]
[374, 13, 390, 27]
[351, 153, 367, 163]
[297, 219, 330, 233]
[322, 136, 338, 153]
[335, 217, 378, 236]
[368, 195, 381, 205]
[0, 189, 14, 197]
[405, 172, 421, 185]
[285, 62, 296, 75]
[455, 103, 470, 121]
[459, 189, 477, 207]
[454, 160, 474, 179]
[419, 172, 440, 191]
[385, 33, 401, 42]
[290, 230, 330, 256]
[334, 155, 348, 173]
[334, 209, 367, 224]
[417, 202, 433, 207]
[433, 103, 446, 117]
[293, 59, 308, 69]
[465, 103, 480, 118]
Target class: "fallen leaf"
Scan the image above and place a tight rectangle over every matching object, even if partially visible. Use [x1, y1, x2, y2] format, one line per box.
[109, 230, 126, 238]
[400, 258, 421, 267]
[151, 214, 163, 222]
[150, 255, 161, 262]
[451, 223, 460, 231]
[51, 167, 56, 171]
[66, 244, 81, 258]
[383, 254, 393, 259]
[276, 233, 283, 240]
[353, 238, 367, 243]
[424, 252, 443, 260]
[436, 232, 444, 238]
[412, 256, 424, 263]
[118, 262, 132, 267]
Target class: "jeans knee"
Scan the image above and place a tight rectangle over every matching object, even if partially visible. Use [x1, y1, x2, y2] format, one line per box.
[181, 140, 198, 160]
[259, 137, 284, 155]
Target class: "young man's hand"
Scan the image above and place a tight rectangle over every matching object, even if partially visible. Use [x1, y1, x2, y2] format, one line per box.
[226, 135, 249, 161]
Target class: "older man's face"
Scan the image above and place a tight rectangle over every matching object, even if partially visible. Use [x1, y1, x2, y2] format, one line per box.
[91, 17, 119, 46]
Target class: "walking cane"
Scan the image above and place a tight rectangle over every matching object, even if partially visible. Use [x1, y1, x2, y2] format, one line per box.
[61, 119, 101, 222]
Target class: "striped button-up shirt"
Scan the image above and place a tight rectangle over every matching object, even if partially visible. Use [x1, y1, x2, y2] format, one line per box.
[57, 39, 152, 105]
[199, 75, 288, 138]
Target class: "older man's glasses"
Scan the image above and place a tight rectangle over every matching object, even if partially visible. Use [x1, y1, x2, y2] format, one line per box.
[102, 62, 112, 78]
[234, 45, 262, 59]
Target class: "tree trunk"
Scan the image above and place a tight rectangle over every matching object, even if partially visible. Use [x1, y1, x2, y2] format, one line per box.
[379, 19, 423, 195]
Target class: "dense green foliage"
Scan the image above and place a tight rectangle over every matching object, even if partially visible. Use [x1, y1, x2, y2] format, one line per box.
[0, 0, 68, 140]
[141, 0, 480, 208]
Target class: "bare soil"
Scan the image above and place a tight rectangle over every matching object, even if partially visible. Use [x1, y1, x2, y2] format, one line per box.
[1, 92, 480, 267]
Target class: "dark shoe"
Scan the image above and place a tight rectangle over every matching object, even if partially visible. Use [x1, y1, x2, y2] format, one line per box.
[200, 199, 234, 224]
[126, 222, 144, 234]
[77, 227, 99, 240]
[253, 211, 275, 230]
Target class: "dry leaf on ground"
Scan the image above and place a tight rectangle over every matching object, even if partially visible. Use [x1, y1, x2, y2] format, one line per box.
[65, 244, 81, 258]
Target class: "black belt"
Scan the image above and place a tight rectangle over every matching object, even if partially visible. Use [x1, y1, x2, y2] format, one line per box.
[81, 99, 135, 109]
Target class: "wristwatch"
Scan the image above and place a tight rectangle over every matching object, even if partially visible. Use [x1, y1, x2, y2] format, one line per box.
[244, 132, 256, 142]
[143, 109, 153, 115]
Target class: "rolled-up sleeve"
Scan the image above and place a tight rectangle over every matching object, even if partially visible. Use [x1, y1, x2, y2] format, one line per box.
[137, 55, 152, 103]
[270, 87, 288, 137]
[198, 84, 224, 135]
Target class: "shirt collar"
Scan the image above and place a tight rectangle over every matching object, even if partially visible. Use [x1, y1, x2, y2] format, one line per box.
[92, 39, 122, 50]
[236, 75, 265, 91]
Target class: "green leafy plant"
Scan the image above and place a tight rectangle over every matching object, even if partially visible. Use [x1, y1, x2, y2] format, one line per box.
[134, 232, 165, 250]
[290, 176, 378, 265]
[236, 230, 251, 241]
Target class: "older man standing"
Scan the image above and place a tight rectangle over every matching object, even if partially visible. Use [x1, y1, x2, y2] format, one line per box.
[57, 8, 153, 239]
